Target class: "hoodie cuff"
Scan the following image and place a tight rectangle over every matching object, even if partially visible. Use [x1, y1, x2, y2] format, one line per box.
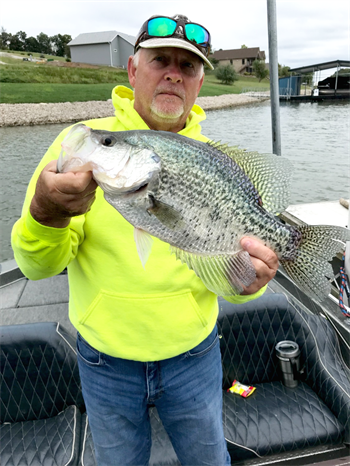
[25, 211, 70, 243]
[222, 284, 268, 304]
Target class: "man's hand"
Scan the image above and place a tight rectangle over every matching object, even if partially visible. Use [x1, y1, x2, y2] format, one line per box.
[30, 160, 98, 228]
[240, 237, 279, 295]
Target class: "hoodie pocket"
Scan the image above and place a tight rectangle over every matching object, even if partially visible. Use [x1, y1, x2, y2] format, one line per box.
[79, 289, 210, 361]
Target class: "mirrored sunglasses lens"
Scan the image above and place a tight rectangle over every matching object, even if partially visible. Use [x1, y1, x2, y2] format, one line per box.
[185, 24, 209, 45]
[148, 18, 177, 36]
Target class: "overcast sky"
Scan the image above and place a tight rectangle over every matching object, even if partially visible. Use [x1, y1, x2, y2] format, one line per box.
[2, 0, 349, 75]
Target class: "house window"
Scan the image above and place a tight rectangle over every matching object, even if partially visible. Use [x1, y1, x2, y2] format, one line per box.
[230, 59, 233, 65]
[242, 59, 245, 65]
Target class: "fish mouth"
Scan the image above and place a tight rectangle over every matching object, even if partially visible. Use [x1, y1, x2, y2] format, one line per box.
[124, 182, 149, 195]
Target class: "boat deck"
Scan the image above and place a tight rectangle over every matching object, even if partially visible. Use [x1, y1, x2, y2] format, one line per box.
[1, 201, 350, 466]
[0, 266, 72, 334]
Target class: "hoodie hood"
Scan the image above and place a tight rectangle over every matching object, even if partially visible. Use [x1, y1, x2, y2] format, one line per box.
[111, 85, 209, 141]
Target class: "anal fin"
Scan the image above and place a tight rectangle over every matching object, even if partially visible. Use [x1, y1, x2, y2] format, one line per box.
[171, 247, 256, 296]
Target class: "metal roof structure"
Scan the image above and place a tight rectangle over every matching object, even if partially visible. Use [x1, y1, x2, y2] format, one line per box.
[289, 60, 350, 74]
[211, 47, 266, 61]
[68, 31, 136, 47]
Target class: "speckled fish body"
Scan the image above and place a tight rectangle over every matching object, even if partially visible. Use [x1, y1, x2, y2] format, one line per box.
[58, 124, 350, 300]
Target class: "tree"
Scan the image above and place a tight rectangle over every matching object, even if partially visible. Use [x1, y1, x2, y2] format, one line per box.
[25, 36, 40, 53]
[0, 27, 10, 49]
[215, 65, 238, 85]
[301, 72, 313, 85]
[51, 33, 72, 57]
[210, 56, 219, 68]
[36, 32, 52, 54]
[241, 44, 248, 49]
[8, 31, 27, 51]
[278, 64, 290, 78]
[252, 59, 269, 82]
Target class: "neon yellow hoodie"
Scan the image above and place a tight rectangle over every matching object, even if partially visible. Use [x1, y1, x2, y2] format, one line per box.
[11, 85, 266, 361]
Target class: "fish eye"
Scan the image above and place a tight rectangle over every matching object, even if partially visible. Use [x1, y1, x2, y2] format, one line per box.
[102, 137, 115, 147]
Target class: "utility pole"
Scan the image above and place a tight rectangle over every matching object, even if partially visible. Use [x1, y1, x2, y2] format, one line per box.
[267, 0, 282, 155]
[346, 207, 350, 288]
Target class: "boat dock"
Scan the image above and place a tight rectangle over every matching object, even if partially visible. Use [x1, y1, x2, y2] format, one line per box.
[280, 93, 350, 102]
[279, 59, 350, 103]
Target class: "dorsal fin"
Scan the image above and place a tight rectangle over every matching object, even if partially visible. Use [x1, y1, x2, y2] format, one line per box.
[207, 141, 293, 214]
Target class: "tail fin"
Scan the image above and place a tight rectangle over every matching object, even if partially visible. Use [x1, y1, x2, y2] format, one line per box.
[280, 225, 350, 301]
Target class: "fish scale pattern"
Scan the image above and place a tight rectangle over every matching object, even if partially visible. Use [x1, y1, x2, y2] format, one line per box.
[217, 294, 350, 460]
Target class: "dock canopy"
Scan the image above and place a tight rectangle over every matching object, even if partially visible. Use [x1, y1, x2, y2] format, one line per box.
[289, 60, 350, 74]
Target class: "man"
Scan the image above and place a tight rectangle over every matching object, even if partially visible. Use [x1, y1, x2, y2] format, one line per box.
[12, 14, 278, 466]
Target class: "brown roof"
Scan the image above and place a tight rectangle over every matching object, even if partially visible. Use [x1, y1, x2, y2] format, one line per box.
[211, 47, 266, 61]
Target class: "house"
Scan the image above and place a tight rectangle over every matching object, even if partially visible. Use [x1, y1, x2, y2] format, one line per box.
[68, 31, 136, 69]
[211, 47, 266, 74]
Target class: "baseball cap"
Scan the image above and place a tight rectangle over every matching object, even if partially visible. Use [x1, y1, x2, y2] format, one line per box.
[134, 14, 214, 70]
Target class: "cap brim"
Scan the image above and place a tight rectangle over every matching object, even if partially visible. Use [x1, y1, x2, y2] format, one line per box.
[138, 37, 214, 70]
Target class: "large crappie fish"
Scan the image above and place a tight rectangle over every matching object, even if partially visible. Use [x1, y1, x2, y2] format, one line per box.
[57, 123, 350, 300]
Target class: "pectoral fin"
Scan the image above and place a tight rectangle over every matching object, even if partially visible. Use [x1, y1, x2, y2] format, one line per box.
[134, 228, 153, 268]
[171, 247, 256, 296]
[147, 195, 186, 231]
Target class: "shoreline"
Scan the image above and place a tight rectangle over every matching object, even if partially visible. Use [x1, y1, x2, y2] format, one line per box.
[0, 94, 268, 127]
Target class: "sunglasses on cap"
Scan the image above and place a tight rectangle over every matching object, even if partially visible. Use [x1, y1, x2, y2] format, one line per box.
[134, 15, 211, 58]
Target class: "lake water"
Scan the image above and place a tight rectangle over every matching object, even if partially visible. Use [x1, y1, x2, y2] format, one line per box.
[1, 99, 349, 262]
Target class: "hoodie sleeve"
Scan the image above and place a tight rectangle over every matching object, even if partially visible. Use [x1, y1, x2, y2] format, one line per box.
[11, 126, 86, 281]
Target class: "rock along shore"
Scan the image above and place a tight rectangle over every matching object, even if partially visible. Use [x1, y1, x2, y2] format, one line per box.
[0, 94, 268, 127]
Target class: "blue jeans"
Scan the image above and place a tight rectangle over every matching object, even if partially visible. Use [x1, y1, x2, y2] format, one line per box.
[77, 326, 231, 466]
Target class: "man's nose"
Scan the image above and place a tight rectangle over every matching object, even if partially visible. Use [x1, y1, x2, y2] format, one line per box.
[165, 64, 183, 83]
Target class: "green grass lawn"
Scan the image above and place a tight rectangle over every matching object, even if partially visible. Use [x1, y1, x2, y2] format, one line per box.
[200, 74, 270, 96]
[0, 83, 133, 103]
[0, 56, 270, 103]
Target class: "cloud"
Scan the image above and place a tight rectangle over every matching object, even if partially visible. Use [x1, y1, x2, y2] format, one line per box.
[1, 0, 349, 69]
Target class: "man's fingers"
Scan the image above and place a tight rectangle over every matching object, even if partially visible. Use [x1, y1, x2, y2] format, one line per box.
[239, 237, 279, 295]
[56, 171, 97, 196]
[44, 160, 98, 195]
[241, 238, 279, 271]
[30, 161, 99, 227]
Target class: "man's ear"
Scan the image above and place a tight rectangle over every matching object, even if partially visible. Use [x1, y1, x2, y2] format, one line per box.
[128, 56, 137, 87]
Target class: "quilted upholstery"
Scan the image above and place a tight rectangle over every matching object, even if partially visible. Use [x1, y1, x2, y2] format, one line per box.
[0, 322, 84, 424]
[0, 322, 84, 466]
[0, 405, 81, 466]
[1, 293, 349, 465]
[218, 294, 350, 460]
[223, 381, 343, 460]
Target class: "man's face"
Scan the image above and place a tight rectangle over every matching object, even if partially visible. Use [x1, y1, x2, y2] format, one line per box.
[128, 47, 205, 133]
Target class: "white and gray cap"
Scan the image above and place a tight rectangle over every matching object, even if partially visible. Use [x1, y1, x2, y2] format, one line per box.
[134, 14, 214, 70]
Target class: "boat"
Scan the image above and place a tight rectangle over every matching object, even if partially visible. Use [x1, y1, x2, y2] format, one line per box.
[1, 198, 349, 466]
[316, 75, 350, 97]
[1, 2, 349, 463]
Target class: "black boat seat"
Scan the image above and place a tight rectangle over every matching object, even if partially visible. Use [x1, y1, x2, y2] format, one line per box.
[223, 381, 343, 460]
[0, 322, 84, 466]
[1, 294, 349, 465]
[1, 405, 81, 466]
[218, 294, 349, 461]
[79, 294, 350, 465]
